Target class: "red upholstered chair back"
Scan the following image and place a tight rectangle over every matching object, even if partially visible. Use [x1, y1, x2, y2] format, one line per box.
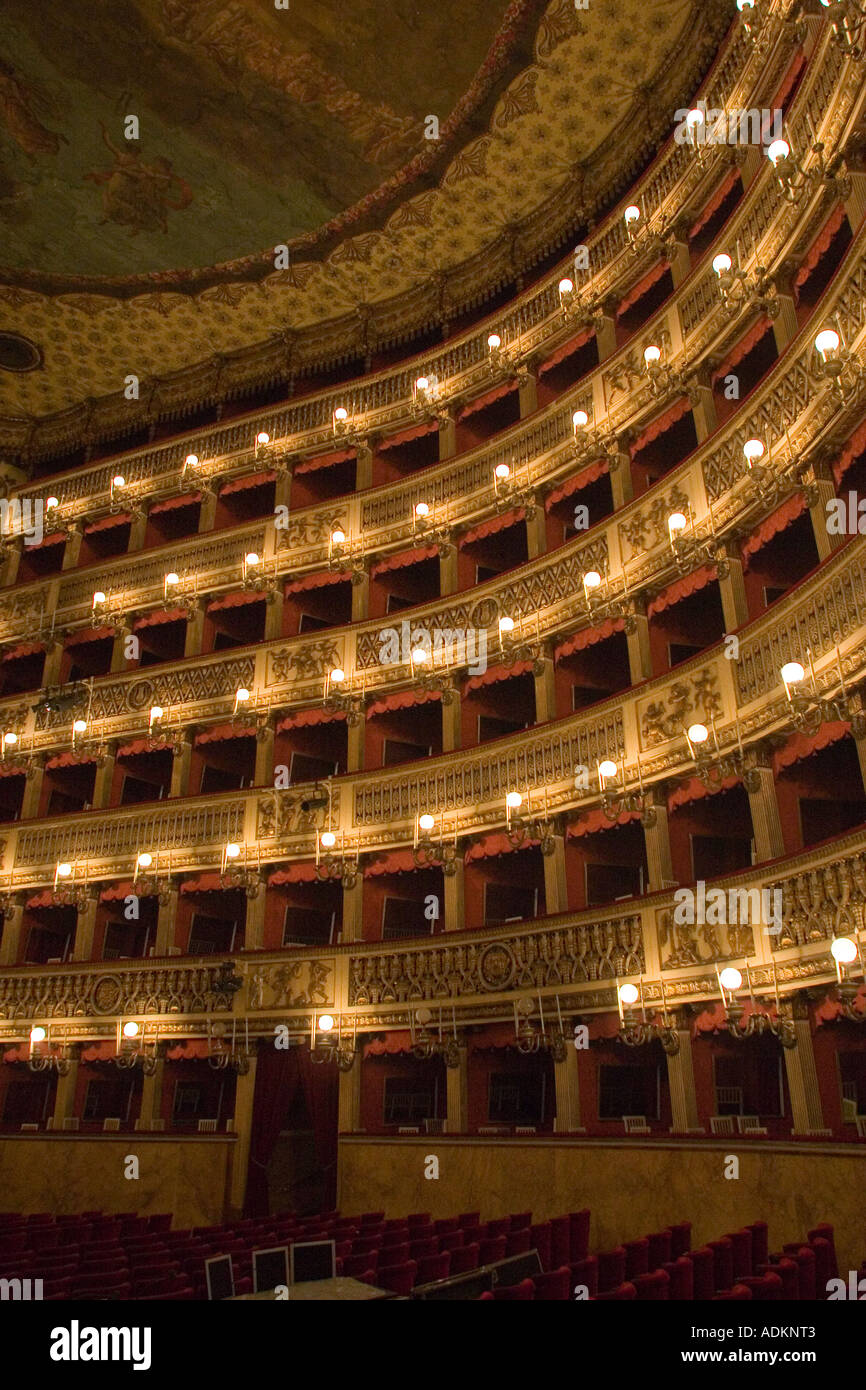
[791, 1246, 817, 1301]
[713, 1283, 752, 1300]
[478, 1236, 507, 1265]
[708, 1237, 734, 1292]
[360, 1211, 385, 1225]
[382, 1227, 409, 1246]
[377, 1261, 417, 1295]
[438, 1231, 465, 1253]
[569, 1209, 590, 1262]
[532, 1266, 571, 1301]
[633, 1269, 670, 1300]
[408, 1238, 439, 1260]
[492, 1278, 534, 1301]
[458, 1212, 480, 1229]
[625, 1237, 650, 1280]
[725, 1228, 753, 1280]
[739, 1272, 783, 1300]
[595, 1281, 636, 1301]
[478, 1290, 494, 1300]
[807, 1224, 838, 1280]
[378, 1243, 410, 1269]
[529, 1223, 552, 1271]
[550, 1216, 571, 1269]
[505, 1229, 531, 1258]
[765, 1256, 799, 1300]
[416, 1251, 450, 1285]
[486, 1218, 510, 1240]
[434, 1217, 459, 1236]
[570, 1256, 599, 1299]
[509, 1211, 532, 1231]
[646, 1230, 672, 1270]
[449, 1243, 480, 1275]
[809, 1237, 833, 1296]
[663, 1256, 694, 1301]
[597, 1246, 626, 1294]
[343, 1253, 377, 1278]
[688, 1246, 716, 1301]
[668, 1221, 692, 1258]
[407, 1213, 431, 1229]
[747, 1221, 769, 1266]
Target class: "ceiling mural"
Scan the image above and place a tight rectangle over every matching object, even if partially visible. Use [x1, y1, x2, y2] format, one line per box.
[0, 0, 733, 437]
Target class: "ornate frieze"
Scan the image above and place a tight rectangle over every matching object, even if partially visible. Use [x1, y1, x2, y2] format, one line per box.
[0, 962, 238, 1022]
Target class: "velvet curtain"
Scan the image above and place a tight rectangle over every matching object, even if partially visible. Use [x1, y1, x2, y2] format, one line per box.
[244, 1042, 339, 1216]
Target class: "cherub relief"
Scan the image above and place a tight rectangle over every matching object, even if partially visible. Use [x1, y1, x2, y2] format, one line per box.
[84, 123, 192, 235]
[0, 58, 67, 159]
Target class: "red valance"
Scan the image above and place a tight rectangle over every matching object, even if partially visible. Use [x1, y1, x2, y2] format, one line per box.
[667, 774, 741, 812]
[794, 205, 847, 299]
[468, 1021, 520, 1052]
[815, 984, 866, 1025]
[465, 833, 539, 863]
[771, 49, 806, 111]
[555, 617, 624, 663]
[464, 659, 533, 693]
[0, 764, 25, 779]
[567, 807, 642, 837]
[835, 419, 866, 487]
[166, 1040, 210, 1060]
[370, 545, 438, 578]
[28, 531, 66, 551]
[689, 170, 741, 240]
[277, 707, 346, 732]
[65, 625, 115, 647]
[364, 849, 419, 877]
[3, 641, 44, 661]
[538, 327, 593, 375]
[647, 565, 717, 618]
[617, 261, 669, 319]
[3, 1045, 31, 1063]
[773, 720, 851, 775]
[268, 862, 319, 885]
[630, 397, 691, 457]
[208, 589, 267, 613]
[295, 448, 355, 475]
[366, 688, 441, 719]
[693, 999, 778, 1035]
[220, 469, 276, 497]
[711, 317, 773, 385]
[26, 890, 64, 910]
[545, 458, 608, 510]
[45, 751, 97, 770]
[81, 1041, 118, 1063]
[134, 607, 187, 630]
[180, 873, 231, 895]
[741, 493, 808, 569]
[285, 570, 347, 595]
[378, 420, 439, 451]
[363, 1031, 412, 1058]
[85, 512, 131, 534]
[457, 380, 517, 421]
[100, 879, 138, 902]
[459, 508, 525, 548]
[117, 737, 174, 758]
[195, 722, 256, 747]
[149, 492, 200, 515]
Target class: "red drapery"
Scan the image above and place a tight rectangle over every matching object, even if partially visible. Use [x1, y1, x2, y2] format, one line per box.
[194, 722, 255, 746]
[45, 751, 96, 770]
[244, 1042, 337, 1215]
[567, 807, 642, 836]
[689, 170, 741, 240]
[366, 688, 440, 719]
[285, 570, 347, 595]
[468, 1022, 519, 1052]
[3, 642, 44, 661]
[555, 617, 624, 663]
[133, 607, 187, 630]
[276, 707, 346, 733]
[545, 458, 608, 510]
[378, 420, 439, 451]
[268, 863, 319, 885]
[364, 1032, 413, 1057]
[538, 327, 594, 375]
[692, 999, 778, 1034]
[220, 470, 276, 497]
[207, 589, 267, 613]
[647, 565, 717, 618]
[711, 316, 772, 385]
[0, 764, 25, 779]
[294, 448, 355, 475]
[456, 380, 517, 421]
[464, 833, 539, 862]
[771, 49, 806, 110]
[459, 508, 525, 547]
[85, 513, 130, 534]
[773, 720, 851, 775]
[65, 626, 115, 647]
[166, 1040, 210, 1060]
[617, 261, 668, 318]
[630, 397, 691, 457]
[833, 419, 866, 487]
[149, 493, 200, 515]
[27, 532, 66, 551]
[667, 774, 741, 812]
[26, 890, 63, 909]
[81, 1041, 118, 1063]
[464, 659, 533, 693]
[364, 849, 419, 877]
[370, 545, 438, 577]
[100, 879, 139, 902]
[117, 737, 175, 758]
[741, 493, 807, 569]
[794, 205, 847, 299]
[180, 873, 230, 895]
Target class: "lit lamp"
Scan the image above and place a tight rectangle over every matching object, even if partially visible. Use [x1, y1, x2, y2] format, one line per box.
[668, 511, 688, 548]
[92, 590, 107, 613]
[831, 935, 858, 984]
[780, 661, 805, 701]
[582, 569, 602, 603]
[234, 686, 251, 715]
[684, 722, 709, 758]
[254, 431, 270, 458]
[72, 718, 87, 746]
[110, 475, 126, 505]
[221, 842, 242, 875]
[684, 107, 706, 158]
[183, 453, 199, 473]
[598, 758, 618, 791]
[1, 731, 18, 757]
[134, 852, 153, 884]
[743, 438, 765, 471]
[45, 495, 60, 519]
[164, 572, 179, 599]
[243, 551, 260, 582]
[811, 326, 864, 401]
[487, 333, 502, 355]
[572, 409, 589, 435]
[333, 407, 349, 438]
[505, 790, 523, 830]
[54, 861, 73, 888]
[624, 205, 641, 241]
[148, 705, 163, 729]
[558, 277, 574, 308]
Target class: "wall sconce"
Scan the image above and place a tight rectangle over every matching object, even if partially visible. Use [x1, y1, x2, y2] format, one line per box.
[254, 430, 272, 460]
[504, 788, 556, 853]
[71, 717, 88, 747]
[716, 964, 796, 1046]
[323, 666, 364, 725]
[327, 528, 367, 584]
[311, 1011, 357, 1070]
[666, 505, 728, 575]
[570, 407, 618, 464]
[412, 374, 442, 416]
[832, 935, 866, 1020]
[0, 730, 18, 760]
[491, 458, 537, 517]
[623, 201, 681, 260]
[410, 1006, 461, 1066]
[819, 0, 866, 62]
[485, 330, 526, 378]
[28, 1024, 71, 1075]
[109, 474, 127, 510]
[578, 567, 633, 628]
[164, 572, 180, 600]
[683, 107, 708, 168]
[315, 827, 358, 888]
[413, 811, 459, 874]
[208, 1016, 253, 1073]
[779, 648, 864, 736]
[92, 590, 107, 616]
[616, 978, 678, 1052]
[766, 133, 846, 206]
[233, 686, 252, 715]
[148, 705, 163, 731]
[512, 994, 567, 1058]
[597, 754, 654, 826]
[411, 499, 453, 556]
[497, 609, 547, 674]
[740, 435, 811, 509]
[114, 1019, 158, 1074]
[643, 344, 690, 398]
[811, 325, 864, 403]
[711, 250, 779, 320]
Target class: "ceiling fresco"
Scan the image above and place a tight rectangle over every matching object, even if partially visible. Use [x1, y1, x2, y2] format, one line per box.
[0, 0, 733, 437]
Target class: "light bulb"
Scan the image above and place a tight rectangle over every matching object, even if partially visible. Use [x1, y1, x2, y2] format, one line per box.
[165, 572, 179, 587]
[136, 853, 153, 869]
[184, 454, 198, 468]
[112, 475, 126, 489]
[624, 205, 640, 225]
[619, 983, 639, 1006]
[737, 0, 755, 10]
[487, 333, 501, 350]
[224, 843, 241, 860]
[719, 967, 743, 992]
[30, 1026, 46, 1044]
[687, 723, 709, 744]
[411, 647, 429, 664]
[495, 463, 511, 480]
[334, 408, 348, 422]
[56, 862, 72, 878]
[244, 552, 260, 567]
[92, 591, 106, 607]
[559, 278, 574, 296]
[767, 139, 790, 167]
[572, 409, 589, 430]
[644, 345, 661, 365]
[685, 108, 705, 130]
[331, 530, 346, 545]
[712, 253, 732, 276]
[599, 760, 618, 781]
[73, 719, 87, 734]
[330, 668, 345, 684]
[506, 791, 523, 810]
[831, 937, 858, 964]
[780, 661, 805, 686]
[815, 329, 840, 360]
[149, 706, 163, 724]
[499, 616, 515, 633]
[2, 732, 17, 746]
[583, 570, 602, 590]
[668, 512, 688, 534]
[45, 496, 59, 510]
[123, 1021, 140, 1038]
[256, 432, 270, 445]
[414, 502, 430, 518]
[743, 439, 765, 464]
[235, 687, 251, 703]
[320, 831, 336, 849]
[318, 1015, 336, 1033]
[419, 814, 435, 832]
[415, 376, 429, 392]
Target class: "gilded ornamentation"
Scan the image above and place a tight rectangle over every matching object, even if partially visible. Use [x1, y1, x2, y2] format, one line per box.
[640, 667, 721, 747]
[247, 960, 333, 1011]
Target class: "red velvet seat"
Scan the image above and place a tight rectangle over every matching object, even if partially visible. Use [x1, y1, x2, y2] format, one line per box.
[532, 1266, 571, 1301]
[597, 1246, 626, 1293]
[377, 1261, 416, 1295]
[689, 1247, 716, 1300]
[360, 1212, 385, 1226]
[509, 1211, 532, 1231]
[633, 1269, 670, 1300]
[530, 1223, 552, 1271]
[416, 1252, 450, 1285]
[340, 1253, 376, 1278]
[351, 1236, 382, 1257]
[790, 1246, 817, 1301]
[569, 1210, 590, 1262]
[478, 1290, 494, 1299]
[550, 1216, 571, 1269]
[486, 1218, 510, 1240]
[646, 1229, 672, 1271]
[668, 1221, 692, 1258]
[708, 1237, 734, 1291]
[747, 1221, 769, 1266]
[595, 1281, 636, 1300]
[763, 1256, 799, 1300]
[449, 1243, 480, 1275]
[408, 1238, 439, 1260]
[460, 1226, 483, 1248]
[458, 1212, 480, 1229]
[713, 1283, 752, 1300]
[383, 1220, 408, 1237]
[725, 1228, 753, 1280]
[434, 1218, 459, 1236]
[807, 1224, 838, 1280]
[378, 1243, 410, 1269]
[478, 1236, 507, 1266]
[663, 1256, 694, 1300]
[570, 1256, 599, 1298]
[739, 1272, 783, 1300]
[406, 1213, 431, 1229]
[505, 1229, 531, 1258]
[438, 1231, 465, 1253]
[492, 1278, 534, 1300]
[624, 1237, 650, 1280]
[809, 1237, 833, 1297]
[382, 1228, 409, 1247]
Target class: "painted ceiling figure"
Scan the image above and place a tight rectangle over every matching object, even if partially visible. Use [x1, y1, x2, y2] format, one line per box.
[0, 58, 66, 160]
[84, 123, 193, 235]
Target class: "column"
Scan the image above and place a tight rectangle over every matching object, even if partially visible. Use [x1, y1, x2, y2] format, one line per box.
[61, 524, 84, 571]
[444, 1042, 468, 1134]
[0, 892, 26, 965]
[666, 237, 692, 290]
[744, 760, 785, 863]
[342, 875, 364, 943]
[155, 879, 179, 957]
[338, 1057, 362, 1133]
[350, 572, 370, 624]
[688, 368, 718, 444]
[169, 733, 194, 798]
[525, 498, 547, 561]
[625, 602, 652, 683]
[109, 628, 130, 674]
[184, 600, 207, 658]
[244, 878, 267, 951]
[72, 889, 100, 962]
[439, 546, 459, 597]
[254, 717, 275, 787]
[137, 1042, 168, 1130]
[643, 789, 675, 891]
[781, 996, 829, 1136]
[198, 489, 218, 533]
[41, 639, 64, 688]
[769, 273, 799, 357]
[608, 448, 633, 509]
[92, 742, 117, 809]
[553, 1044, 584, 1133]
[0, 541, 21, 587]
[127, 509, 147, 552]
[227, 1040, 259, 1218]
[438, 413, 457, 462]
[443, 858, 464, 932]
[441, 692, 461, 754]
[542, 835, 568, 916]
[518, 370, 538, 419]
[666, 1010, 703, 1133]
[274, 467, 292, 513]
[533, 651, 557, 724]
[806, 457, 844, 562]
[51, 1044, 81, 1129]
[594, 307, 618, 363]
[264, 589, 284, 641]
[355, 443, 373, 492]
[347, 712, 365, 774]
[20, 757, 46, 819]
[717, 552, 749, 631]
